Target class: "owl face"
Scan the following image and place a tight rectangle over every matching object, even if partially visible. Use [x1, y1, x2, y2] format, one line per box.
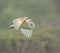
[25, 19, 35, 29]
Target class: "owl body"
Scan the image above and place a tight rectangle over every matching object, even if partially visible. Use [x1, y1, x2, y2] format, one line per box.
[9, 17, 35, 38]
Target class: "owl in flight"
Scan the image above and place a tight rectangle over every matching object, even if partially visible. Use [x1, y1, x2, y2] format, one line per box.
[9, 17, 35, 38]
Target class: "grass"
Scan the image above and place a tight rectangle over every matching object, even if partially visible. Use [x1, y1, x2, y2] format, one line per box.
[0, 26, 60, 53]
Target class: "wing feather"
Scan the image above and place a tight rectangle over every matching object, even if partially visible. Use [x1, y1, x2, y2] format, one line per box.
[20, 28, 33, 38]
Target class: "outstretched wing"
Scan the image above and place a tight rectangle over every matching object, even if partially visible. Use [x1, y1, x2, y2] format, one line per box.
[20, 28, 33, 38]
[9, 17, 28, 30]
[10, 19, 22, 30]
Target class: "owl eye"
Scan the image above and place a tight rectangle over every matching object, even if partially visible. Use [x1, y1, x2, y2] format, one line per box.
[30, 24, 33, 26]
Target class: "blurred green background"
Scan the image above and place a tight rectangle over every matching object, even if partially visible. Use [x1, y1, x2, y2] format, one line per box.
[0, 0, 60, 53]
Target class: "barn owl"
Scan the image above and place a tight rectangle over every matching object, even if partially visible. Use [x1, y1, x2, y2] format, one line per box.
[9, 17, 35, 38]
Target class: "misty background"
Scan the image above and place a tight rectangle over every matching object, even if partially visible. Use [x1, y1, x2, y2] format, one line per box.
[0, 0, 60, 53]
